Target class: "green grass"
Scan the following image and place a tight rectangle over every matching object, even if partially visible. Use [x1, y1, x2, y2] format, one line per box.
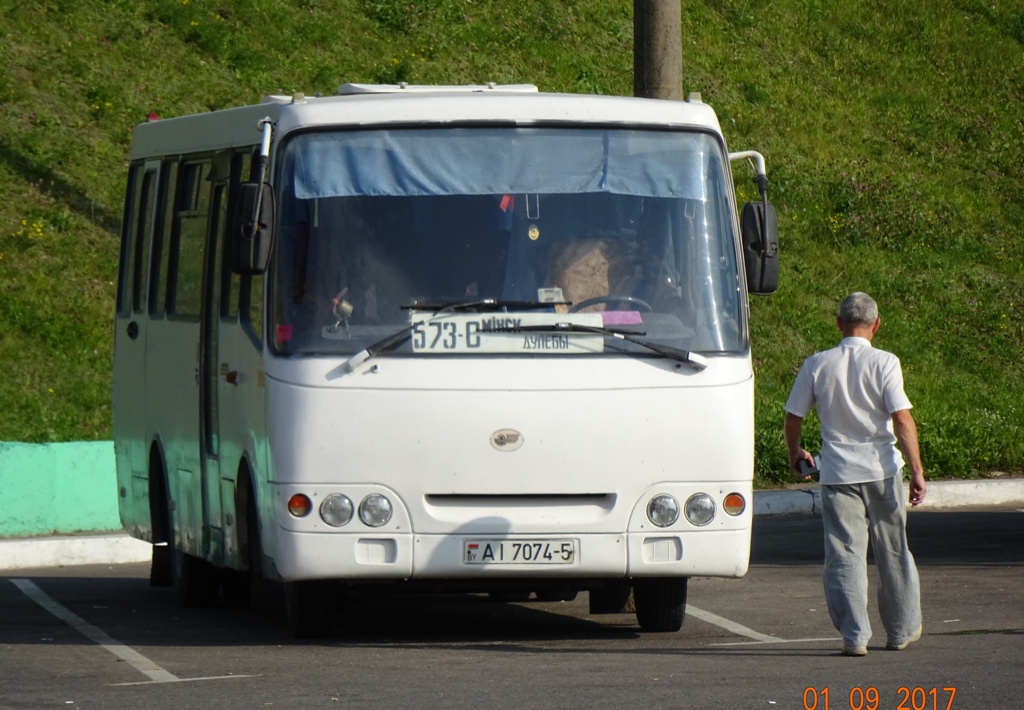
[1, 0, 1022, 485]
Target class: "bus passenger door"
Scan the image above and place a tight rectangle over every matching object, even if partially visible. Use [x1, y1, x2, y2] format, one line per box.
[156, 159, 212, 561]
[211, 150, 266, 570]
[198, 168, 232, 564]
[113, 160, 159, 538]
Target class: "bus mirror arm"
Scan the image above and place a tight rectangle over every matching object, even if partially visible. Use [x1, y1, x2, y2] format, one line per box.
[249, 118, 273, 239]
[730, 150, 779, 296]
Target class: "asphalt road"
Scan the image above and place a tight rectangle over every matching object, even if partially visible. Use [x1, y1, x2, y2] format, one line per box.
[2, 506, 1022, 710]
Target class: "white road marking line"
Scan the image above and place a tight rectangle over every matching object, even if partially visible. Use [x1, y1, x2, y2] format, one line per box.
[112, 674, 257, 687]
[11, 578, 177, 683]
[712, 637, 841, 647]
[687, 604, 780, 643]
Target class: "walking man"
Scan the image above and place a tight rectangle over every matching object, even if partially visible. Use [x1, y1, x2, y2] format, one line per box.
[784, 292, 927, 656]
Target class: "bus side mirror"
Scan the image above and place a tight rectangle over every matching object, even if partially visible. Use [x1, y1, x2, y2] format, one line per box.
[230, 182, 275, 275]
[740, 202, 779, 295]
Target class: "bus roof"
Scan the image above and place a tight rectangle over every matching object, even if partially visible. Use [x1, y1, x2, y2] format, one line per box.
[128, 86, 723, 161]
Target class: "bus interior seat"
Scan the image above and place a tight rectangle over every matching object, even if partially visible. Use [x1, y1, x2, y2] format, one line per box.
[547, 237, 632, 313]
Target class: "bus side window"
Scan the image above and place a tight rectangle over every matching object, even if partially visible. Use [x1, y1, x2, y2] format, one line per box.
[132, 172, 157, 314]
[116, 163, 157, 317]
[149, 161, 178, 317]
[116, 164, 143, 318]
[168, 161, 212, 318]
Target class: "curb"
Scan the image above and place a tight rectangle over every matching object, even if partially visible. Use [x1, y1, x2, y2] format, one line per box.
[751, 478, 1024, 517]
[3, 480, 1023, 572]
[0, 532, 152, 572]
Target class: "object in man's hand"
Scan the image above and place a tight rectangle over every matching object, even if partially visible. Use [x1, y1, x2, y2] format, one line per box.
[797, 459, 819, 479]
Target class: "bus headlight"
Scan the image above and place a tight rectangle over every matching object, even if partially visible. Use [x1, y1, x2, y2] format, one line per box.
[359, 494, 393, 527]
[319, 494, 354, 527]
[684, 493, 716, 526]
[646, 494, 680, 527]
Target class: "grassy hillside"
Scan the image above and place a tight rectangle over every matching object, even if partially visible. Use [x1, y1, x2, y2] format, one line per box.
[1, 0, 1022, 485]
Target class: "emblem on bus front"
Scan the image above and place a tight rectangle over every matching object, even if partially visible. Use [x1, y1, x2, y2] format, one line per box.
[491, 429, 524, 451]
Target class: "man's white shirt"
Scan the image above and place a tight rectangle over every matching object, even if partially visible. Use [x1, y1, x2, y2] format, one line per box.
[785, 336, 912, 485]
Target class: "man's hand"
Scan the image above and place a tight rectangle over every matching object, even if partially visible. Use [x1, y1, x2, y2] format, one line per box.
[908, 471, 927, 507]
[892, 409, 927, 507]
[784, 412, 816, 480]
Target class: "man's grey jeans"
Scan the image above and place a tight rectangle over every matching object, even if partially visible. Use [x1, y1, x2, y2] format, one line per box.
[821, 475, 922, 647]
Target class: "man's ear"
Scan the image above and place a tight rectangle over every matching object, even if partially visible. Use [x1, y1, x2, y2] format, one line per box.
[871, 318, 881, 334]
[836, 316, 844, 331]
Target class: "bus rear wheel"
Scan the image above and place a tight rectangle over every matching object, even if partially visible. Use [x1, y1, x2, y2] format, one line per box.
[150, 543, 172, 587]
[633, 577, 687, 632]
[173, 549, 220, 607]
[285, 580, 343, 638]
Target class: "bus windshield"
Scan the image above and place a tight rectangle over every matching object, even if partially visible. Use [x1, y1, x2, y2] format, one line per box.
[271, 127, 745, 357]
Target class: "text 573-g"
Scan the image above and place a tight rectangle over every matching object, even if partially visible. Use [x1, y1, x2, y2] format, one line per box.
[412, 320, 481, 350]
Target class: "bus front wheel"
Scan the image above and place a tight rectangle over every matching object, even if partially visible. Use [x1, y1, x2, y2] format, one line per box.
[285, 580, 342, 638]
[633, 577, 687, 632]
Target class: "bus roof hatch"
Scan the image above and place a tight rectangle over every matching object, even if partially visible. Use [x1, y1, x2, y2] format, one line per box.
[337, 82, 539, 95]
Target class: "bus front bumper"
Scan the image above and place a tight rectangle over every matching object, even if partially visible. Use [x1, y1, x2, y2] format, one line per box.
[267, 528, 751, 582]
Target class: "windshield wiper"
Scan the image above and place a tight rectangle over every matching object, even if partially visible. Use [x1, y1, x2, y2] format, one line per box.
[401, 298, 568, 312]
[512, 322, 709, 371]
[341, 298, 567, 373]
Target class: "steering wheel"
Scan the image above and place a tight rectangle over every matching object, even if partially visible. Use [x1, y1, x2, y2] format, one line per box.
[568, 295, 653, 313]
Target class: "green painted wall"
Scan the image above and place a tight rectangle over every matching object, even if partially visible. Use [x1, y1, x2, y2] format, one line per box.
[0, 441, 121, 537]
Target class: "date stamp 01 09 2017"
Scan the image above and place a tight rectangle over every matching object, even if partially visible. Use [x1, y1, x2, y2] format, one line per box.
[802, 686, 957, 710]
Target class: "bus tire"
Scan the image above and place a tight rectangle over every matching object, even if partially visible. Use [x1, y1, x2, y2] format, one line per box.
[150, 543, 172, 587]
[174, 550, 220, 607]
[245, 490, 285, 613]
[149, 448, 172, 588]
[285, 580, 338, 638]
[589, 585, 633, 614]
[221, 568, 252, 608]
[633, 577, 687, 632]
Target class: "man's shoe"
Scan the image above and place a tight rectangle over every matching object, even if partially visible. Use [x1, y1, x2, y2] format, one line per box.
[886, 625, 922, 651]
[841, 645, 868, 657]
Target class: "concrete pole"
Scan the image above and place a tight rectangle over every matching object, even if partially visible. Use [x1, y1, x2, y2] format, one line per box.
[633, 0, 683, 100]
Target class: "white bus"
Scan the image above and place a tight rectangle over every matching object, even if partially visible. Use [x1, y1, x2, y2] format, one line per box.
[113, 83, 779, 637]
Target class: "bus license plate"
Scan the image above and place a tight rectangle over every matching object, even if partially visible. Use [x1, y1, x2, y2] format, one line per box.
[464, 539, 576, 565]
